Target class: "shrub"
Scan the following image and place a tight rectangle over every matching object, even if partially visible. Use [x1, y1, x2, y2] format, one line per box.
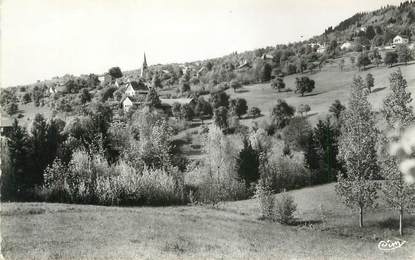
[255, 178, 275, 220]
[249, 107, 261, 118]
[275, 192, 297, 224]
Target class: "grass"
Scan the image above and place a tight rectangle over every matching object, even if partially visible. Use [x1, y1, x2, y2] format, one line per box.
[2, 183, 414, 259]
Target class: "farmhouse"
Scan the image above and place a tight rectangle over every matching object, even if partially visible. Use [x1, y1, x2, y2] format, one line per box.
[393, 35, 409, 45]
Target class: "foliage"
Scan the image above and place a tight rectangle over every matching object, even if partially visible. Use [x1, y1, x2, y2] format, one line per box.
[336, 76, 379, 227]
[297, 104, 311, 116]
[6, 102, 19, 115]
[396, 44, 412, 64]
[180, 104, 194, 121]
[365, 73, 374, 93]
[213, 106, 229, 129]
[295, 77, 315, 96]
[229, 98, 248, 118]
[249, 107, 261, 118]
[209, 91, 230, 109]
[275, 192, 297, 224]
[230, 79, 242, 92]
[146, 87, 162, 108]
[194, 97, 213, 121]
[271, 77, 286, 92]
[357, 52, 371, 70]
[329, 100, 346, 120]
[108, 67, 123, 78]
[22, 93, 32, 104]
[282, 116, 312, 151]
[384, 51, 398, 67]
[255, 178, 275, 220]
[236, 137, 260, 188]
[271, 99, 295, 129]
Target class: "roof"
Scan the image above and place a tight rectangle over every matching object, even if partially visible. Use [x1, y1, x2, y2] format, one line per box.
[394, 35, 409, 39]
[0, 116, 13, 128]
[160, 98, 195, 106]
[127, 81, 149, 92]
[122, 95, 146, 103]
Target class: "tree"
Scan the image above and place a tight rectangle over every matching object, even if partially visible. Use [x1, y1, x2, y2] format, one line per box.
[236, 137, 260, 187]
[357, 52, 371, 71]
[151, 74, 162, 88]
[282, 116, 312, 151]
[336, 76, 379, 228]
[261, 63, 272, 82]
[249, 107, 261, 118]
[295, 76, 315, 96]
[271, 77, 285, 92]
[229, 98, 248, 118]
[194, 97, 213, 123]
[179, 78, 190, 93]
[213, 106, 229, 129]
[22, 93, 32, 104]
[379, 69, 415, 236]
[172, 102, 182, 120]
[365, 73, 374, 93]
[230, 79, 242, 93]
[397, 44, 412, 65]
[100, 86, 117, 102]
[5, 120, 30, 198]
[29, 114, 50, 187]
[384, 51, 398, 67]
[6, 102, 18, 115]
[108, 67, 123, 78]
[79, 88, 92, 104]
[271, 99, 295, 129]
[209, 91, 230, 109]
[329, 100, 346, 120]
[297, 104, 311, 116]
[371, 49, 382, 67]
[145, 87, 161, 108]
[180, 104, 194, 121]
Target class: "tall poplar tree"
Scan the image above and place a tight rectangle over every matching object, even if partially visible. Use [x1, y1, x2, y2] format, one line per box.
[380, 69, 415, 236]
[336, 76, 379, 228]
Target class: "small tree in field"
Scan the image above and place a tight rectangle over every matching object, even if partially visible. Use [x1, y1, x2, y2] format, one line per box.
[249, 107, 261, 118]
[336, 76, 379, 228]
[271, 77, 285, 92]
[380, 69, 415, 236]
[275, 191, 297, 224]
[271, 99, 295, 129]
[365, 73, 374, 93]
[230, 79, 242, 93]
[329, 100, 346, 120]
[295, 77, 315, 96]
[297, 104, 311, 116]
[255, 178, 275, 220]
[357, 52, 371, 71]
[397, 44, 412, 65]
[229, 98, 248, 118]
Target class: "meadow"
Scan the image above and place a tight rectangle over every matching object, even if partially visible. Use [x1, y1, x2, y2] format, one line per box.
[1, 183, 414, 259]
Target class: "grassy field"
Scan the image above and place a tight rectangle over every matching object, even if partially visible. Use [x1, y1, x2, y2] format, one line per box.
[1, 183, 414, 259]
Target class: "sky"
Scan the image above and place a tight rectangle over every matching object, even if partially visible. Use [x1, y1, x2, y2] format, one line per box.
[0, 0, 405, 87]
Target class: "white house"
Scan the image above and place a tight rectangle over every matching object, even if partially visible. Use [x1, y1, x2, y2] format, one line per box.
[340, 41, 354, 50]
[125, 81, 149, 97]
[317, 45, 326, 54]
[122, 97, 134, 112]
[393, 35, 409, 45]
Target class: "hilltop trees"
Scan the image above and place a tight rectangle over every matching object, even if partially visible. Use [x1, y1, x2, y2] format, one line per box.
[380, 70, 415, 235]
[336, 76, 379, 228]
[295, 76, 315, 96]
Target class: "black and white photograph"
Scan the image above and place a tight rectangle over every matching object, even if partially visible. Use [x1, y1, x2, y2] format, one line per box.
[1, 0, 415, 259]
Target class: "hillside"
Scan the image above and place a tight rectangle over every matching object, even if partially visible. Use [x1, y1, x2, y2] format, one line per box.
[1, 183, 414, 259]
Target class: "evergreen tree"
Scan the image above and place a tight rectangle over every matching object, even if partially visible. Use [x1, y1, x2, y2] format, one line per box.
[29, 114, 49, 187]
[336, 76, 379, 228]
[365, 73, 374, 93]
[236, 137, 260, 188]
[146, 87, 162, 108]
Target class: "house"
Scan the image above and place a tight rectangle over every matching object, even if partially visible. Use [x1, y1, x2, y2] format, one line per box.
[125, 81, 150, 97]
[122, 96, 134, 112]
[340, 41, 354, 50]
[393, 35, 409, 45]
[49, 85, 57, 95]
[261, 54, 274, 60]
[317, 45, 326, 53]
[236, 60, 251, 71]
[0, 116, 13, 137]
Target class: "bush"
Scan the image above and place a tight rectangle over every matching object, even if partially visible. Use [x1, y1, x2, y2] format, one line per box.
[249, 107, 261, 118]
[275, 192, 297, 224]
[255, 178, 275, 220]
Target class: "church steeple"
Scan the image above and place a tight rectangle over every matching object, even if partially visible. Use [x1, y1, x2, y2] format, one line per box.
[141, 52, 148, 78]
